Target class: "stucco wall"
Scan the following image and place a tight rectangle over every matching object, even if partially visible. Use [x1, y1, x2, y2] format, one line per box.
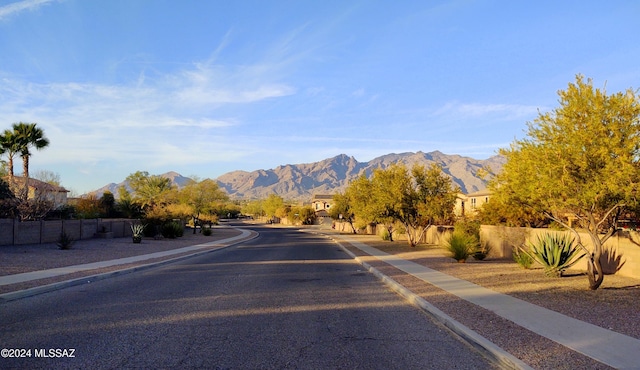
[331, 220, 453, 245]
[480, 225, 640, 279]
[330, 221, 640, 279]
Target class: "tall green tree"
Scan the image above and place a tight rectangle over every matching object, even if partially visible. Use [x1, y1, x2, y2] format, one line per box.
[491, 75, 640, 290]
[241, 199, 265, 218]
[115, 186, 140, 218]
[407, 164, 458, 246]
[262, 194, 285, 219]
[367, 164, 410, 242]
[75, 194, 102, 219]
[287, 205, 316, 225]
[345, 173, 376, 231]
[13, 122, 49, 181]
[99, 191, 117, 217]
[175, 178, 228, 233]
[5, 122, 49, 200]
[0, 128, 21, 180]
[0, 178, 18, 218]
[329, 192, 357, 233]
[373, 164, 458, 246]
[477, 193, 548, 227]
[126, 171, 174, 221]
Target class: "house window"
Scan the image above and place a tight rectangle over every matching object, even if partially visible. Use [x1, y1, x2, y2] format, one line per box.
[471, 198, 477, 209]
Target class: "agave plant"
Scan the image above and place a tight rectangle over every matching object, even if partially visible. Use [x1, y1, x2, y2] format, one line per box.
[472, 241, 492, 260]
[130, 223, 146, 243]
[57, 231, 74, 250]
[526, 233, 585, 277]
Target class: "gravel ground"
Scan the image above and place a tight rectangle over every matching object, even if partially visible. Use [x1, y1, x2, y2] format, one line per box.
[0, 226, 243, 294]
[335, 233, 640, 370]
[2, 225, 638, 369]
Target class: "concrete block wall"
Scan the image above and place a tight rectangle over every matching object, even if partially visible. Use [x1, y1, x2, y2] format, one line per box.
[82, 219, 100, 239]
[0, 219, 134, 246]
[0, 219, 14, 245]
[60, 221, 83, 242]
[42, 220, 64, 243]
[107, 220, 130, 238]
[13, 221, 40, 244]
[332, 221, 453, 245]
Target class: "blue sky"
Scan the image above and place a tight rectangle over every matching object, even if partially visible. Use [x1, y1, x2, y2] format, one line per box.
[1, 0, 639, 194]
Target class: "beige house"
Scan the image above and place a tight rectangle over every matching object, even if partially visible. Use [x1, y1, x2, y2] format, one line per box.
[4, 176, 70, 209]
[311, 194, 334, 217]
[455, 189, 492, 217]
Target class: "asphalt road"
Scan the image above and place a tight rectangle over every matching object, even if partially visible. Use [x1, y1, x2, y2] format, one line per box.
[1, 224, 495, 369]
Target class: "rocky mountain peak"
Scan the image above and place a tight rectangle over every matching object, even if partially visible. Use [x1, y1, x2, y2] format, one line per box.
[87, 151, 504, 201]
[214, 151, 503, 200]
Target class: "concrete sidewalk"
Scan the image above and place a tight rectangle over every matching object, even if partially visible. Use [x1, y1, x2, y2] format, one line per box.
[331, 233, 640, 370]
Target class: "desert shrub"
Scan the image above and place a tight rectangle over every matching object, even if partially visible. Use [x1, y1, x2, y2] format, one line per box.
[527, 233, 585, 277]
[472, 241, 492, 260]
[141, 221, 159, 237]
[144, 226, 157, 237]
[161, 221, 184, 238]
[381, 229, 391, 241]
[57, 231, 74, 250]
[444, 231, 477, 262]
[453, 219, 488, 260]
[202, 227, 212, 236]
[513, 246, 534, 269]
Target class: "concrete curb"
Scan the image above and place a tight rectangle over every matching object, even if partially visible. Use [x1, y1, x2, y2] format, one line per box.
[0, 229, 259, 303]
[321, 232, 532, 370]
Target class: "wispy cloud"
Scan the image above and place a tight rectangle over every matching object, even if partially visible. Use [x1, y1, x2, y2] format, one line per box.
[0, 55, 291, 175]
[433, 101, 540, 120]
[0, 0, 56, 21]
[169, 60, 296, 108]
[174, 82, 295, 106]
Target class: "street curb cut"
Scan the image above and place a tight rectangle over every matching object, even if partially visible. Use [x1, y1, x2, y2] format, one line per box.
[0, 229, 259, 303]
[321, 233, 533, 370]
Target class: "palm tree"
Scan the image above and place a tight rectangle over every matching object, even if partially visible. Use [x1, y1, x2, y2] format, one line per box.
[13, 122, 49, 180]
[2, 122, 49, 200]
[0, 128, 21, 180]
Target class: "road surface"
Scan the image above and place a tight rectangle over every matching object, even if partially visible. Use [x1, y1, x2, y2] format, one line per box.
[1, 224, 495, 369]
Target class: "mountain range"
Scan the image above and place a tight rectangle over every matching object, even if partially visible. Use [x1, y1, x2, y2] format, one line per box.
[89, 151, 505, 201]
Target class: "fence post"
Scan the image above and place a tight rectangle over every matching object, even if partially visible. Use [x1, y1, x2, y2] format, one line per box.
[13, 218, 18, 245]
